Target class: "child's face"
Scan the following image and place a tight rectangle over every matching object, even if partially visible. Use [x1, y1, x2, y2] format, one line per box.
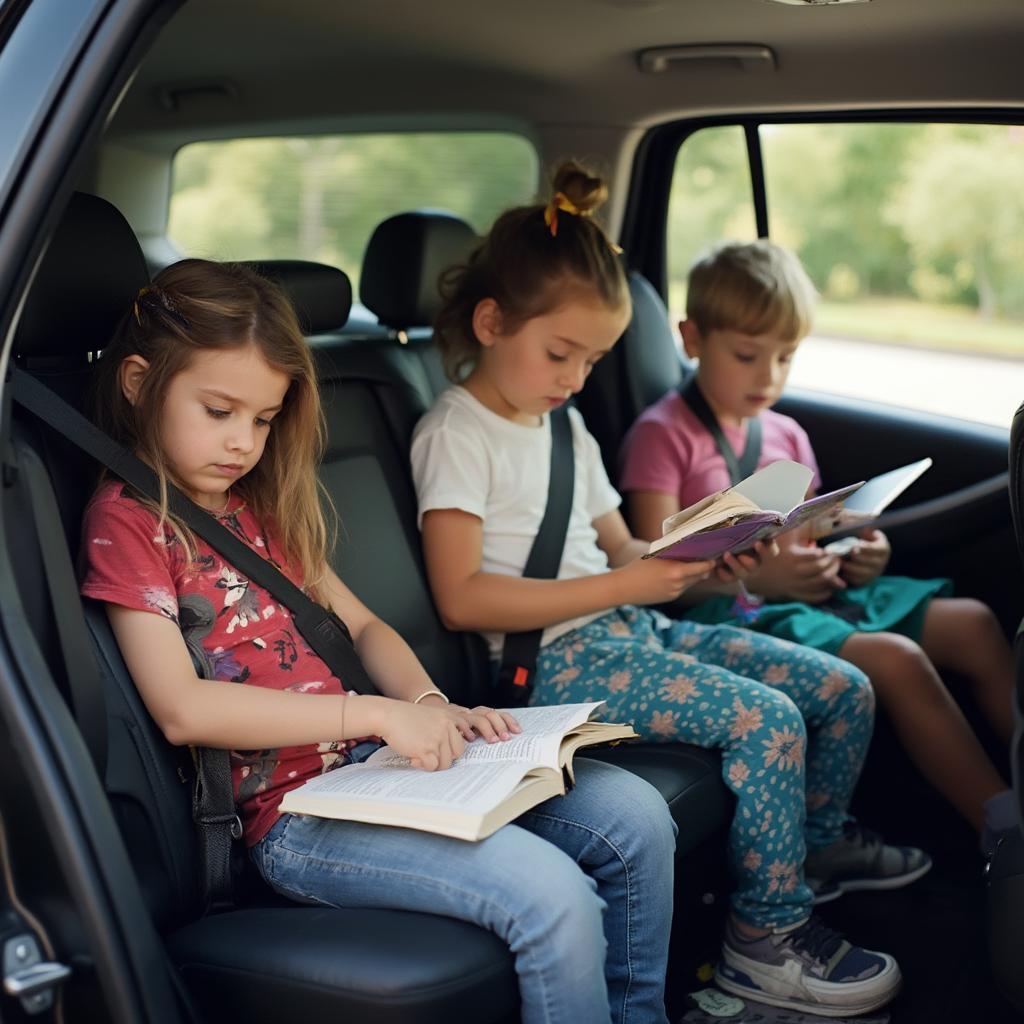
[470, 291, 629, 425]
[680, 320, 801, 427]
[123, 345, 290, 510]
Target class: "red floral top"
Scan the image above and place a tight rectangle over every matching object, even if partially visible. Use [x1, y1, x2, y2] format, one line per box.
[80, 480, 358, 846]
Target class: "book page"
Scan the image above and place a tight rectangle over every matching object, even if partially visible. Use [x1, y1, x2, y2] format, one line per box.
[732, 460, 815, 514]
[380, 701, 606, 773]
[284, 757, 535, 814]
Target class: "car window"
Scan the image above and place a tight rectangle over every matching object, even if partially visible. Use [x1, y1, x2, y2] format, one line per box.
[667, 124, 757, 318]
[668, 121, 1024, 427]
[168, 131, 538, 293]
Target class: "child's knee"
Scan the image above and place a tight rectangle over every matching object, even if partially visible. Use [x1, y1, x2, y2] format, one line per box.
[761, 689, 809, 742]
[955, 598, 1003, 644]
[577, 761, 677, 857]
[829, 656, 876, 718]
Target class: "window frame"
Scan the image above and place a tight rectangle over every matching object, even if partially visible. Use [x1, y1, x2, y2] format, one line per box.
[622, 107, 1024, 303]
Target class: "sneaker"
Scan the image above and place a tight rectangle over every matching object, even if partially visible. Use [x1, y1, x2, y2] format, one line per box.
[804, 823, 931, 899]
[715, 915, 901, 1017]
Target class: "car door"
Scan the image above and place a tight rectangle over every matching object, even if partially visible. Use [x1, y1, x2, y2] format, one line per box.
[0, 1, 188, 1020]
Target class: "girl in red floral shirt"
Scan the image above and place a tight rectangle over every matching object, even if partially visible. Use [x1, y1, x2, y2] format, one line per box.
[80, 257, 678, 1024]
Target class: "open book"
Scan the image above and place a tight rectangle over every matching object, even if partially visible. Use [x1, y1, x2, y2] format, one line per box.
[822, 457, 932, 554]
[644, 460, 863, 562]
[278, 701, 636, 841]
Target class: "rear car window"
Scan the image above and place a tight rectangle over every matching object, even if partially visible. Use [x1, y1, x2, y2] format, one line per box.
[168, 131, 538, 292]
[668, 121, 1024, 427]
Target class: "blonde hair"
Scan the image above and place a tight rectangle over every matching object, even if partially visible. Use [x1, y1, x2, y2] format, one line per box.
[434, 160, 630, 381]
[687, 240, 817, 342]
[93, 259, 334, 600]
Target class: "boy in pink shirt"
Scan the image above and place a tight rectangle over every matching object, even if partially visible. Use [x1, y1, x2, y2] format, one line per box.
[620, 240, 1014, 843]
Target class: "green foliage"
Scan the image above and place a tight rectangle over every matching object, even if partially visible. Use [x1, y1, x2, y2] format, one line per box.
[666, 120, 1024, 328]
[168, 133, 538, 291]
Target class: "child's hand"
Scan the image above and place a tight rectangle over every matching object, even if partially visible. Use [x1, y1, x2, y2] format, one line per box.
[714, 540, 778, 585]
[615, 555, 714, 606]
[746, 539, 845, 604]
[839, 529, 890, 587]
[448, 705, 522, 744]
[378, 700, 467, 771]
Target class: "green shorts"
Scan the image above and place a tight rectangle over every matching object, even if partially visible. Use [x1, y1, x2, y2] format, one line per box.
[685, 575, 953, 656]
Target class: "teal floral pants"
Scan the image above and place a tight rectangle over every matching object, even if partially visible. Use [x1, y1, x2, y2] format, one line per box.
[531, 607, 875, 929]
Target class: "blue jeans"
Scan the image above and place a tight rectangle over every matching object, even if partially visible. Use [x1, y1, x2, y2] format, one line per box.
[251, 757, 677, 1024]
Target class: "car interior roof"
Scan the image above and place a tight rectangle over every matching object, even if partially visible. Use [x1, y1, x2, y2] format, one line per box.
[110, 0, 1024, 146]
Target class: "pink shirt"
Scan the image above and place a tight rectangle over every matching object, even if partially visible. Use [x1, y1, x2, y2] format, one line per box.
[619, 389, 821, 509]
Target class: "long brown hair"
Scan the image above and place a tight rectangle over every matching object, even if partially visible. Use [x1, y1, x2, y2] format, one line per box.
[93, 258, 333, 598]
[434, 161, 630, 381]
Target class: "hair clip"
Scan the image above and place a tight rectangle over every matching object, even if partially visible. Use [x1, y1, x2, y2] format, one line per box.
[157, 290, 191, 330]
[133, 284, 191, 330]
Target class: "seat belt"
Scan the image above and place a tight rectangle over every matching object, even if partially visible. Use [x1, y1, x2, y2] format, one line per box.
[495, 405, 574, 707]
[680, 374, 762, 485]
[11, 365, 379, 912]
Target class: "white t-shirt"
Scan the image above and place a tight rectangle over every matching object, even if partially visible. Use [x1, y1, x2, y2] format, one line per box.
[411, 385, 621, 657]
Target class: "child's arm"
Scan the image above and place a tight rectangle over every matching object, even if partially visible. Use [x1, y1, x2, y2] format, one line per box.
[320, 565, 518, 740]
[421, 508, 713, 633]
[105, 602, 507, 770]
[625, 489, 776, 600]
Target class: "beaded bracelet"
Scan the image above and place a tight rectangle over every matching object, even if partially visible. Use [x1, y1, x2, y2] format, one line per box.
[413, 689, 450, 705]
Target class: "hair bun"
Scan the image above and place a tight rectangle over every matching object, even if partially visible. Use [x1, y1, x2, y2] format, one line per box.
[551, 161, 608, 217]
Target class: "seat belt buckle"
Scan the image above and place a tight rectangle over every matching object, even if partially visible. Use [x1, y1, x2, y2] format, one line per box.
[496, 663, 533, 708]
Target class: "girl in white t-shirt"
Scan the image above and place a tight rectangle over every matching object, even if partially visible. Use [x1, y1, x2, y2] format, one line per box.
[411, 161, 920, 1018]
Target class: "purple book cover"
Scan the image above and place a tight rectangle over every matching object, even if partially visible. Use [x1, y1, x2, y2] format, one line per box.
[650, 482, 863, 563]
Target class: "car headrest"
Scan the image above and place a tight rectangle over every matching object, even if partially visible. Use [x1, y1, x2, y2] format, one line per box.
[622, 270, 687, 407]
[14, 192, 149, 360]
[242, 260, 351, 335]
[360, 210, 478, 332]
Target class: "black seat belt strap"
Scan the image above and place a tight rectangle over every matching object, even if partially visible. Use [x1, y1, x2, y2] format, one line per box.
[496, 406, 574, 707]
[680, 375, 762, 486]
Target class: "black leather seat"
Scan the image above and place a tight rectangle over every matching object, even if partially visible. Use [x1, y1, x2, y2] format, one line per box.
[10, 193, 520, 1024]
[575, 270, 687, 488]
[9, 194, 732, 1022]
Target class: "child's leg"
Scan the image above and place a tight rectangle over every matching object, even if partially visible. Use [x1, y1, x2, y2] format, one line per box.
[685, 624, 930, 899]
[252, 759, 675, 1024]
[534, 610, 836, 930]
[840, 629, 1006, 831]
[518, 758, 676, 1024]
[662, 619, 876, 854]
[919, 597, 1015, 745]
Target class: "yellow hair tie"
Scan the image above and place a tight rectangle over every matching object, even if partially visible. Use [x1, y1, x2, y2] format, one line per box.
[133, 285, 151, 324]
[543, 191, 582, 237]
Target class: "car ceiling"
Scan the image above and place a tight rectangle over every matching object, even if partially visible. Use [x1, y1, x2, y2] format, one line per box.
[110, 0, 1024, 145]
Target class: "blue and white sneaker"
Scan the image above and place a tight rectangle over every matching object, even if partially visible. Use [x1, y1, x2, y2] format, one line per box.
[715, 915, 901, 1017]
[805, 823, 931, 902]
